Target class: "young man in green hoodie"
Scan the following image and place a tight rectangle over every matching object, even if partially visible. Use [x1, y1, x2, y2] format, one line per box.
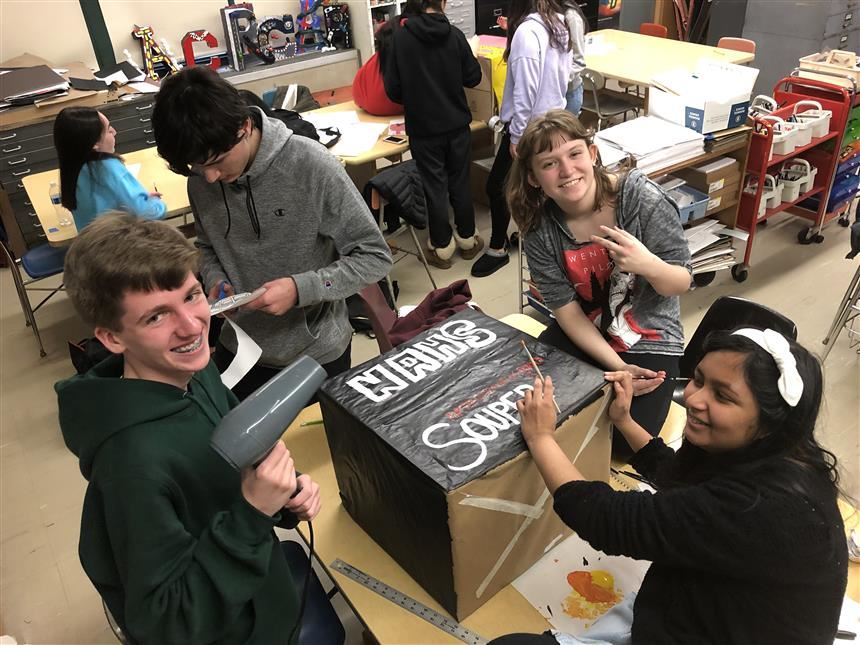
[55, 214, 325, 644]
[153, 66, 393, 400]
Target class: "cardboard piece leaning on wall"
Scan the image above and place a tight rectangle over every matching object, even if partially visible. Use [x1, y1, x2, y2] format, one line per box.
[319, 309, 611, 620]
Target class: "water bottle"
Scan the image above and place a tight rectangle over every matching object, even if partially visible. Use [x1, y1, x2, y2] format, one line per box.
[49, 181, 73, 227]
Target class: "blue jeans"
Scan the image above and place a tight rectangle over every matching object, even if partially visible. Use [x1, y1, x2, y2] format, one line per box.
[566, 83, 584, 117]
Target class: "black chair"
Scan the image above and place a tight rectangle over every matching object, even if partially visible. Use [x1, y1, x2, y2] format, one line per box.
[580, 69, 642, 131]
[673, 296, 797, 404]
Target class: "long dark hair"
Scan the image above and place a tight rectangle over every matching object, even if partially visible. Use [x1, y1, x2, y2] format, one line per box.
[563, 0, 589, 35]
[504, 0, 571, 61]
[662, 329, 838, 500]
[376, 1, 420, 70]
[54, 107, 117, 210]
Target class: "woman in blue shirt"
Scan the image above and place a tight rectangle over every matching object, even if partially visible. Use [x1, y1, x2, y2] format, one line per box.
[54, 107, 166, 229]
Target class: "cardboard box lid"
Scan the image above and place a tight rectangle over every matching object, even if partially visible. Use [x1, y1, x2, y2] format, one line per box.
[652, 61, 759, 101]
[320, 309, 606, 491]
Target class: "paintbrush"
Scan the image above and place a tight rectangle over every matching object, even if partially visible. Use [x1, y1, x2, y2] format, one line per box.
[520, 340, 562, 414]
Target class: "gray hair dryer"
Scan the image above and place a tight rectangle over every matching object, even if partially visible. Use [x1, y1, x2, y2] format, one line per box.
[210, 355, 327, 470]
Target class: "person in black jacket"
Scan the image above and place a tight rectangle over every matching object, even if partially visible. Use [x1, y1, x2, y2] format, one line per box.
[502, 328, 847, 645]
[383, 0, 483, 270]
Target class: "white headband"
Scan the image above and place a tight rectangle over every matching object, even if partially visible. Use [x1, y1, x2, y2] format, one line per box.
[732, 328, 804, 407]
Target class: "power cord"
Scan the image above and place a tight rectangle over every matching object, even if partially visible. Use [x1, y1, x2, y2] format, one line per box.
[287, 520, 315, 645]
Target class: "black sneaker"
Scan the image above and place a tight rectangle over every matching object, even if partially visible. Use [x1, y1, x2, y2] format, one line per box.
[471, 251, 510, 277]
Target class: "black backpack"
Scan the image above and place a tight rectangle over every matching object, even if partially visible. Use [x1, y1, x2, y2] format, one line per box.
[270, 108, 320, 141]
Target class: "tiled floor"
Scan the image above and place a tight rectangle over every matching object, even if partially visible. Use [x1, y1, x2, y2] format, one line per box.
[1, 202, 858, 643]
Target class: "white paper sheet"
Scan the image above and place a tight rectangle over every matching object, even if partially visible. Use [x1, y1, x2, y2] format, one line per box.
[219, 318, 262, 389]
[126, 163, 141, 179]
[328, 122, 388, 157]
[835, 596, 860, 644]
[128, 81, 160, 94]
[512, 532, 650, 635]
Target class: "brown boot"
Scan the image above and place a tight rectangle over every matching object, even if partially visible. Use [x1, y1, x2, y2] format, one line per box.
[425, 238, 456, 269]
[454, 232, 484, 260]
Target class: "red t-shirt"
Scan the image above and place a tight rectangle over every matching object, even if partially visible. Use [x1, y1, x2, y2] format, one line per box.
[352, 52, 403, 117]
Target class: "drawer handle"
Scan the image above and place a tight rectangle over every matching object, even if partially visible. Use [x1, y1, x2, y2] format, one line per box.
[37, 232, 46, 238]
[143, 128, 153, 134]
[32, 221, 42, 228]
[139, 117, 151, 123]
[17, 182, 24, 189]
[2, 145, 22, 153]
[8, 156, 27, 166]
[24, 200, 31, 206]
[11, 168, 31, 177]
[0, 132, 17, 141]
[146, 139, 156, 145]
[136, 103, 153, 111]
[28, 211, 37, 217]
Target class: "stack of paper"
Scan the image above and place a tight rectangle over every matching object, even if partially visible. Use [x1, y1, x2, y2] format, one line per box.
[0, 65, 69, 107]
[595, 116, 704, 174]
[684, 218, 748, 274]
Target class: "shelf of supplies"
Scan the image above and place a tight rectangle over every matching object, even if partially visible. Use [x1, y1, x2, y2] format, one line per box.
[370, 1, 399, 8]
[755, 185, 825, 221]
[765, 131, 839, 168]
[648, 138, 749, 179]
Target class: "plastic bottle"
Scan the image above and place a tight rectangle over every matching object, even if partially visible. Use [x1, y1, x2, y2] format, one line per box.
[49, 181, 73, 227]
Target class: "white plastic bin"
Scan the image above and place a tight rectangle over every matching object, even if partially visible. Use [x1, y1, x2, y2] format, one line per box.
[793, 100, 832, 139]
[748, 95, 777, 120]
[744, 174, 781, 217]
[779, 159, 816, 201]
[760, 116, 799, 158]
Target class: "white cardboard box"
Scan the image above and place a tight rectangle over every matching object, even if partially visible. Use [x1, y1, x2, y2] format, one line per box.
[648, 62, 759, 134]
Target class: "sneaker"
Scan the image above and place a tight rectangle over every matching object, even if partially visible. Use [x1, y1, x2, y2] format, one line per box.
[471, 250, 510, 277]
[459, 235, 484, 260]
[425, 246, 452, 269]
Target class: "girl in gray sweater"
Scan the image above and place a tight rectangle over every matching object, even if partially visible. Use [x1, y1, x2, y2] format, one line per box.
[509, 110, 692, 452]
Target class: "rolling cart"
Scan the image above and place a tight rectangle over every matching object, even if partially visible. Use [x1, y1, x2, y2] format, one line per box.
[736, 76, 853, 282]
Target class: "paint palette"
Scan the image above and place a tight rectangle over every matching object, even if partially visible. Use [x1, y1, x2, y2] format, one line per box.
[210, 287, 266, 316]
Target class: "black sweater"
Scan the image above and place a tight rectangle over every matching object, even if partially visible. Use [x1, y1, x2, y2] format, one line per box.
[554, 439, 847, 645]
[383, 12, 482, 137]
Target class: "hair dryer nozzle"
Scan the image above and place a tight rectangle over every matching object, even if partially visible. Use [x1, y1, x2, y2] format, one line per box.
[210, 355, 327, 470]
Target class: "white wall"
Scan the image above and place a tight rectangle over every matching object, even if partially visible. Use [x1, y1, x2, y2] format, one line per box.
[0, 0, 95, 67]
[0, 0, 371, 71]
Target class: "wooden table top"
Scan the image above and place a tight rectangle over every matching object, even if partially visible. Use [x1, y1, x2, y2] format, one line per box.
[585, 29, 754, 87]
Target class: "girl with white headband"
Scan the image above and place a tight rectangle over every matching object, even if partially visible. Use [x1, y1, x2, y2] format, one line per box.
[500, 327, 847, 645]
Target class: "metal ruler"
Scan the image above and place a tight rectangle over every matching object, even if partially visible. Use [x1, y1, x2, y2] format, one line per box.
[330, 559, 489, 645]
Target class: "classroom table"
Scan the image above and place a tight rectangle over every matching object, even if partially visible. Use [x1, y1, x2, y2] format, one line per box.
[585, 29, 754, 88]
[24, 104, 488, 245]
[305, 100, 489, 189]
[22, 146, 191, 246]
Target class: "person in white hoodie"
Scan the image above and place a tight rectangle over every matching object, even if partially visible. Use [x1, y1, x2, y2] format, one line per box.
[471, 0, 572, 278]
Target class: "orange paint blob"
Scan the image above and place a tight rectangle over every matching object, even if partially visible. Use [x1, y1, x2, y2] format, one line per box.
[566, 570, 616, 603]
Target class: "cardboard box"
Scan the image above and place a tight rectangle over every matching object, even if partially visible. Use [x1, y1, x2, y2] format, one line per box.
[320, 310, 611, 620]
[673, 156, 740, 194]
[705, 177, 740, 213]
[465, 55, 495, 123]
[648, 62, 759, 134]
[471, 156, 493, 207]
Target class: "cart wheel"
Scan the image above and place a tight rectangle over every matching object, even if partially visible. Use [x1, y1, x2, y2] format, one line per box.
[757, 219, 768, 227]
[839, 216, 851, 227]
[693, 271, 716, 287]
[813, 233, 825, 243]
[731, 264, 749, 283]
[797, 227, 814, 244]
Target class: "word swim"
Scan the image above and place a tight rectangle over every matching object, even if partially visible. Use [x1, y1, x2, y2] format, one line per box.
[422, 383, 534, 472]
[345, 319, 498, 402]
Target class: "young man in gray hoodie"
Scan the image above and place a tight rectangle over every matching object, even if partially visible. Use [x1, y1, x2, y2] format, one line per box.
[153, 67, 392, 399]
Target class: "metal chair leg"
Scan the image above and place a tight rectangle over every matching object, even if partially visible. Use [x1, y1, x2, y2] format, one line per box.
[8, 259, 47, 357]
[821, 266, 860, 361]
[408, 225, 437, 289]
